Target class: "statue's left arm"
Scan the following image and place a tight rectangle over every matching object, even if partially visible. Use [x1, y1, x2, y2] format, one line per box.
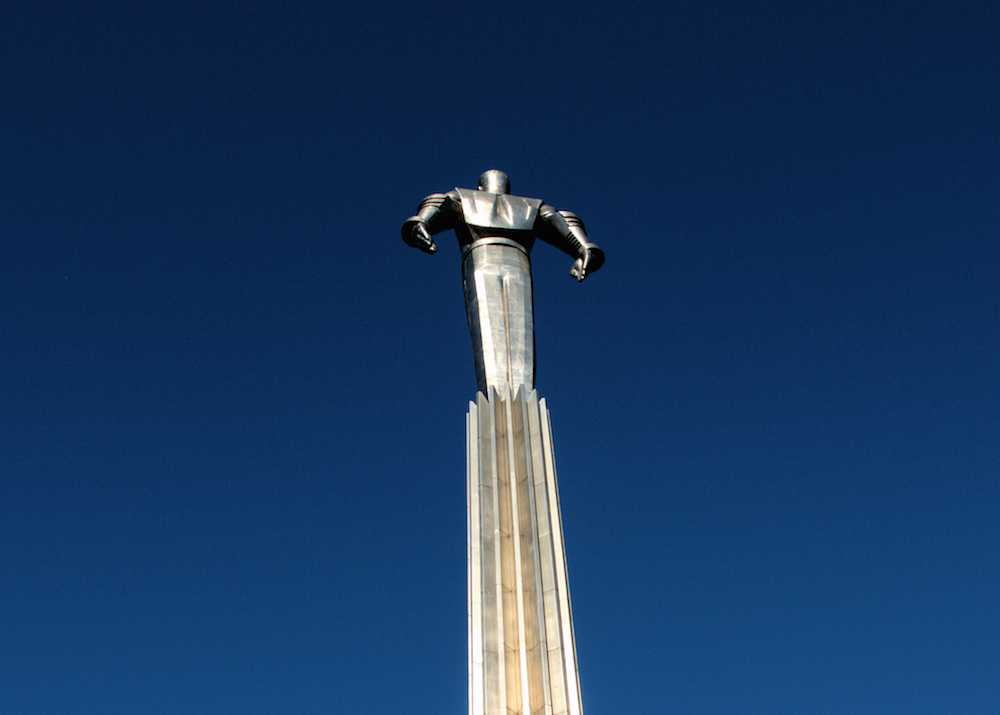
[535, 204, 605, 282]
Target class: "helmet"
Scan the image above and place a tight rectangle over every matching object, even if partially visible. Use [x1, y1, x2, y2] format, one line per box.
[477, 169, 510, 195]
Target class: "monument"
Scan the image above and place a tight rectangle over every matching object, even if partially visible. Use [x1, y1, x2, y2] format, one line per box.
[403, 170, 603, 715]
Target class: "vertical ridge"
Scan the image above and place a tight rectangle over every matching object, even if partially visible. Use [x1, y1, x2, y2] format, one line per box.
[490, 388, 509, 715]
[468, 400, 483, 715]
[521, 389, 552, 715]
[539, 400, 583, 715]
[507, 387, 533, 715]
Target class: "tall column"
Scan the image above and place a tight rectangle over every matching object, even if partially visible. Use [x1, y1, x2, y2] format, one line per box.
[467, 386, 583, 715]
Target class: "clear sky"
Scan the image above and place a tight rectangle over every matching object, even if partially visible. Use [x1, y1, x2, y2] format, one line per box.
[2, 1, 997, 713]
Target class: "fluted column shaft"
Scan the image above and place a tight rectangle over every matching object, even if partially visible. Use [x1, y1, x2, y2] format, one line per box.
[467, 387, 583, 715]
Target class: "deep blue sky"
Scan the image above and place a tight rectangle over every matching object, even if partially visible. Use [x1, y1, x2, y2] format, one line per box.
[2, 1, 998, 713]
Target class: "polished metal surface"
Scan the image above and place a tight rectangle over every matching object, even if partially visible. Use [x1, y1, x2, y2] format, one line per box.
[405, 172, 596, 715]
[402, 171, 603, 395]
[456, 189, 542, 232]
[462, 242, 534, 397]
[478, 169, 511, 195]
[468, 388, 584, 715]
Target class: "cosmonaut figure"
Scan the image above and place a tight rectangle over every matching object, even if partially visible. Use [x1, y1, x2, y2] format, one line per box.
[402, 170, 604, 397]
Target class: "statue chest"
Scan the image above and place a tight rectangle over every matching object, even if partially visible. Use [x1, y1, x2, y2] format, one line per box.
[456, 189, 542, 231]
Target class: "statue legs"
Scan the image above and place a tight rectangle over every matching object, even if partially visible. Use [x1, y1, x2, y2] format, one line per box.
[462, 240, 535, 397]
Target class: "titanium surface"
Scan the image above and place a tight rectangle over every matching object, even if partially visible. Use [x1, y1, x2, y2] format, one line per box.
[462, 241, 534, 396]
[467, 387, 583, 715]
[403, 172, 598, 715]
[402, 170, 603, 396]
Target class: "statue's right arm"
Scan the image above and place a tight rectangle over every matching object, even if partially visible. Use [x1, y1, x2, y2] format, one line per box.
[402, 191, 460, 254]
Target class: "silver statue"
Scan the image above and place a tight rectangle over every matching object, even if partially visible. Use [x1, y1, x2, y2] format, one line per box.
[403, 170, 604, 396]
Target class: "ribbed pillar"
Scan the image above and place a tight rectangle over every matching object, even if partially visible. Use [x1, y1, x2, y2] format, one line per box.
[467, 386, 583, 715]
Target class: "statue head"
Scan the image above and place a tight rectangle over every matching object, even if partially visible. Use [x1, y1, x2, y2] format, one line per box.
[478, 170, 510, 195]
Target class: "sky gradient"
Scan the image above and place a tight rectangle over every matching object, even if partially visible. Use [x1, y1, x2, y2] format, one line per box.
[2, 1, 998, 713]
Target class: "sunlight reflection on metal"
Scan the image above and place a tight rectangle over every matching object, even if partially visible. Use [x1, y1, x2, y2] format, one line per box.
[404, 173, 600, 715]
[468, 387, 583, 715]
[402, 171, 603, 397]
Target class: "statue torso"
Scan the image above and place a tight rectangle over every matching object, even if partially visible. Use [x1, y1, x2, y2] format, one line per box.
[454, 189, 543, 249]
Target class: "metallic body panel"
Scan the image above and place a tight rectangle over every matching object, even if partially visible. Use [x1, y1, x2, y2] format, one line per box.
[405, 172, 597, 715]
[457, 189, 543, 231]
[462, 243, 535, 397]
[468, 388, 584, 715]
